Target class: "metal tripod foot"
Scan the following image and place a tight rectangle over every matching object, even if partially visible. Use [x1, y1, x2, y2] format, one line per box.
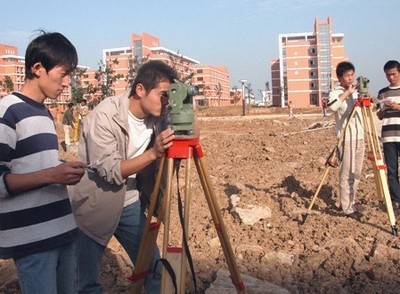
[391, 226, 398, 236]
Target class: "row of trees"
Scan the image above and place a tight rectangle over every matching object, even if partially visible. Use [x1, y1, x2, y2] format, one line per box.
[70, 55, 149, 107]
[0, 54, 232, 107]
[70, 53, 200, 108]
[70, 52, 236, 108]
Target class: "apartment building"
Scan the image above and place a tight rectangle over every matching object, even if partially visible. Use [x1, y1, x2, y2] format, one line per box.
[193, 65, 230, 106]
[271, 17, 348, 108]
[103, 32, 232, 106]
[0, 44, 25, 97]
[103, 33, 200, 96]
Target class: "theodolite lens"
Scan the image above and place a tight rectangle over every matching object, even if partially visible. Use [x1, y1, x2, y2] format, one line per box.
[187, 85, 199, 96]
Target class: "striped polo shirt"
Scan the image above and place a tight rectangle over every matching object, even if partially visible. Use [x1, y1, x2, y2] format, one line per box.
[0, 92, 77, 259]
[378, 86, 400, 143]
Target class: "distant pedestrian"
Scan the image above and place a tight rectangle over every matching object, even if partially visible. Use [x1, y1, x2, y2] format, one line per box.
[62, 102, 75, 148]
[288, 101, 294, 117]
[322, 98, 328, 117]
[73, 99, 89, 143]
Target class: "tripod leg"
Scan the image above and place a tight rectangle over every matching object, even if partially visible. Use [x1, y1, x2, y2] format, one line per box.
[361, 106, 373, 154]
[130, 157, 166, 293]
[193, 154, 245, 293]
[302, 165, 332, 224]
[363, 106, 384, 201]
[305, 103, 358, 223]
[160, 157, 176, 293]
[179, 157, 192, 291]
[364, 106, 398, 235]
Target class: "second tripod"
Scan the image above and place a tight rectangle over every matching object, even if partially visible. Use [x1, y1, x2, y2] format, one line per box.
[303, 97, 398, 236]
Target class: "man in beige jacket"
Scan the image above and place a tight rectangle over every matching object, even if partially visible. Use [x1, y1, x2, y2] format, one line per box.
[71, 60, 178, 293]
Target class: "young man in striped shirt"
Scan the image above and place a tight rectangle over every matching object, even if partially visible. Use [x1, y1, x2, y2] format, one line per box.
[0, 32, 86, 293]
[377, 60, 400, 210]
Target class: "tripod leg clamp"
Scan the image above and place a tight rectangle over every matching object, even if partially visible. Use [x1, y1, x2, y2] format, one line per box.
[127, 270, 148, 281]
[230, 277, 245, 291]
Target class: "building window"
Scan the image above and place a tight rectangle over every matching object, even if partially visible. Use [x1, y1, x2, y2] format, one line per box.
[310, 71, 317, 78]
[309, 48, 316, 54]
[197, 77, 203, 81]
[310, 94, 318, 105]
[197, 69, 203, 74]
[133, 40, 143, 57]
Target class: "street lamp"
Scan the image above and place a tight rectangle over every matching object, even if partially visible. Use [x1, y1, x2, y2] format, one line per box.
[239, 79, 247, 116]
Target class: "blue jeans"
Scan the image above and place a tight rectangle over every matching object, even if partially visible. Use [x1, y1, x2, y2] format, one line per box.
[14, 242, 76, 294]
[75, 200, 161, 293]
[383, 142, 400, 203]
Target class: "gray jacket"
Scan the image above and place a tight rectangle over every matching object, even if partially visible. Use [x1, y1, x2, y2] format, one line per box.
[70, 93, 156, 246]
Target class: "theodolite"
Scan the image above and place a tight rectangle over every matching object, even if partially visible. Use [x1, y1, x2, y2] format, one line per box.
[168, 80, 198, 136]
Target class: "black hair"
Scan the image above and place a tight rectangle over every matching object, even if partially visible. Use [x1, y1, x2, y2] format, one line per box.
[25, 31, 78, 80]
[384, 60, 400, 72]
[129, 60, 178, 97]
[336, 61, 355, 78]
[67, 102, 74, 108]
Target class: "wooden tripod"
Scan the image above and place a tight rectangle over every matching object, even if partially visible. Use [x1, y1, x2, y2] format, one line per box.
[129, 137, 245, 293]
[303, 97, 398, 236]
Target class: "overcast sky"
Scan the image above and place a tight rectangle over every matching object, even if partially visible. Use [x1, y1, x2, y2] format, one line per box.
[1, 0, 399, 97]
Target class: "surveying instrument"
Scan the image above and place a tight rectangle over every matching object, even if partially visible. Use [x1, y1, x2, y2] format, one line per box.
[129, 81, 245, 293]
[302, 76, 398, 236]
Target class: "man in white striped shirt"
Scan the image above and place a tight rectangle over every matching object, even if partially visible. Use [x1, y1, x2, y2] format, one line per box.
[328, 61, 365, 221]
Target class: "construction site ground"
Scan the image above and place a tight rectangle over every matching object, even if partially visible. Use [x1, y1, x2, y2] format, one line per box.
[1, 105, 400, 293]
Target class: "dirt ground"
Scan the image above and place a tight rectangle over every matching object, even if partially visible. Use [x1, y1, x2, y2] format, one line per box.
[2, 105, 400, 293]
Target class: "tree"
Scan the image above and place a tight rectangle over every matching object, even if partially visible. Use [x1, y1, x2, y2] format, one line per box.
[265, 81, 270, 91]
[94, 58, 124, 101]
[125, 54, 149, 90]
[245, 82, 253, 107]
[168, 52, 195, 83]
[3, 76, 14, 93]
[71, 87, 87, 104]
[215, 82, 222, 106]
[200, 83, 211, 106]
[70, 68, 88, 104]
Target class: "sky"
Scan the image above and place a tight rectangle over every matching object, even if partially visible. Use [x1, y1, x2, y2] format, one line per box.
[1, 0, 399, 98]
